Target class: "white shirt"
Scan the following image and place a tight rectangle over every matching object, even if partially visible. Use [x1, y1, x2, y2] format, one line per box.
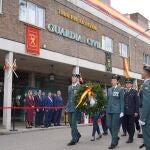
[113, 85, 118, 89]
[72, 83, 78, 87]
[126, 87, 132, 92]
[48, 96, 52, 102]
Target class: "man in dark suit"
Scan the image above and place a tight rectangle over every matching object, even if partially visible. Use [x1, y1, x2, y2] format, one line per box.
[139, 65, 150, 150]
[34, 90, 43, 127]
[106, 75, 124, 149]
[56, 90, 63, 126]
[53, 93, 59, 126]
[122, 78, 139, 143]
[66, 74, 81, 146]
[44, 92, 53, 127]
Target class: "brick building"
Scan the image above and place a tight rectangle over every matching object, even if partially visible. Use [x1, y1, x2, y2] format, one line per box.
[0, 0, 150, 129]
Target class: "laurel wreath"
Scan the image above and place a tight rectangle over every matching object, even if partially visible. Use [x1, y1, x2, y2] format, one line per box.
[74, 83, 105, 115]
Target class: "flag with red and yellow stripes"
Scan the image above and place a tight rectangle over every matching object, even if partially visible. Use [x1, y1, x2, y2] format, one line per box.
[123, 58, 129, 78]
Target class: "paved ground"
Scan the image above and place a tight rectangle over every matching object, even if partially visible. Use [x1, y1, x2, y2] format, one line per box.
[0, 126, 143, 150]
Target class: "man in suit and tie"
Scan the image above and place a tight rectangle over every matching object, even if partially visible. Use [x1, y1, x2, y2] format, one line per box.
[44, 92, 53, 127]
[139, 65, 150, 150]
[106, 75, 124, 149]
[122, 78, 139, 143]
[53, 93, 59, 126]
[34, 90, 43, 127]
[66, 74, 81, 146]
[56, 90, 63, 126]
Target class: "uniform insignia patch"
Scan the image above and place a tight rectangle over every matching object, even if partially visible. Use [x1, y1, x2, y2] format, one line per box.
[74, 90, 77, 94]
[113, 92, 119, 97]
[145, 87, 149, 90]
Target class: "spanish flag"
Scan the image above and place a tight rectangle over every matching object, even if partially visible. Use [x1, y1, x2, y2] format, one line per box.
[123, 58, 129, 78]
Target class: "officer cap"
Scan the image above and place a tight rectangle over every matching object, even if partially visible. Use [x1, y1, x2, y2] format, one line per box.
[125, 78, 133, 84]
[72, 74, 80, 78]
[112, 75, 120, 81]
[143, 65, 150, 72]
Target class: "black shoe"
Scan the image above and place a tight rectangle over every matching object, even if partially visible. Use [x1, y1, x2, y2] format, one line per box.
[139, 144, 145, 148]
[126, 139, 133, 143]
[115, 137, 120, 146]
[96, 134, 102, 140]
[121, 133, 127, 136]
[108, 144, 116, 149]
[67, 141, 76, 146]
[90, 137, 95, 141]
[76, 134, 81, 143]
[103, 132, 108, 136]
[137, 134, 143, 138]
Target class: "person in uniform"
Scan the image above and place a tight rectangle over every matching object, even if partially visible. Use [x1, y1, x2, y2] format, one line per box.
[106, 75, 124, 149]
[139, 65, 150, 150]
[122, 78, 139, 143]
[66, 74, 81, 146]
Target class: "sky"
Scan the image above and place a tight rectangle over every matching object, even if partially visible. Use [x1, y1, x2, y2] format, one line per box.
[111, 0, 150, 21]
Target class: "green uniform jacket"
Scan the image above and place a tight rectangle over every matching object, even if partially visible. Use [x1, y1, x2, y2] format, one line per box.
[140, 79, 150, 148]
[141, 80, 150, 122]
[66, 84, 80, 112]
[106, 86, 124, 114]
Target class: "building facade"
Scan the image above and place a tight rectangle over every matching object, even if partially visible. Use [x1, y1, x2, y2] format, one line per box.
[0, 0, 150, 129]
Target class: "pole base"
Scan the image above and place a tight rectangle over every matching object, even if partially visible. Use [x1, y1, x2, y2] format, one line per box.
[10, 129, 18, 132]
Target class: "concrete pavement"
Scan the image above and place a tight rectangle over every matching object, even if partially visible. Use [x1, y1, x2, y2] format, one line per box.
[0, 126, 143, 150]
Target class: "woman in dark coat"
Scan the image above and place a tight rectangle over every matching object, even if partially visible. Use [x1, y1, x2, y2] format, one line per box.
[25, 90, 34, 128]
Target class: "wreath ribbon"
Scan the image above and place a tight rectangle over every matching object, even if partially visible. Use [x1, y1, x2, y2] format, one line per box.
[76, 86, 92, 108]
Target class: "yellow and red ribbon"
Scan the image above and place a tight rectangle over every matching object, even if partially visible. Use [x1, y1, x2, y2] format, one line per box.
[76, 86, 92, 108]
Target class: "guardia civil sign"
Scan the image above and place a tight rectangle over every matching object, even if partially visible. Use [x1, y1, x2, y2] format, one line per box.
[47, 24, 101, 50]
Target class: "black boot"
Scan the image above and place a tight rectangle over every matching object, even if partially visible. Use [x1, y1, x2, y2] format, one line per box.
[108, 144, 116, 149]
[67, 141, 76, 146]
[139, 144, 145, 148]
[126, 138, 133, 143]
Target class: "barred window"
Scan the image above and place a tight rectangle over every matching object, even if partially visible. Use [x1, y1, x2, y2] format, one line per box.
[19, 0, 45, 28]
[0, 0, 2, 14]
[102, 36, 113, 52]
[119, 43, 128, 58]
[143, 53, 150, 65]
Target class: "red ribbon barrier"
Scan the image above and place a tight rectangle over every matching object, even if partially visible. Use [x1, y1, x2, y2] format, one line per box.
[0, 106, 65, 110]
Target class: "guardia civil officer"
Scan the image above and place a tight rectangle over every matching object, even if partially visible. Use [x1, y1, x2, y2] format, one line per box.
[122, 78, 139, 143]
[66, 74, 81, 146]
[106, 75, 124, 149]
[139, 65, 150, 150]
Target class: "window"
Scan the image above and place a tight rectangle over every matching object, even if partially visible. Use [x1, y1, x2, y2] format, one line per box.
[119, 43, 128, 58]
[0, 0, 2, 14]
[19, 0, 45, 28]
[143, 53, 150, 65]
[102, 36, 113, 52]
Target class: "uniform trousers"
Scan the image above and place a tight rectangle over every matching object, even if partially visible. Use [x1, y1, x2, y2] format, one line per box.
[107, 113, 120, 145]
[68, 111, 81, 143]
[123, 114, 135, 140]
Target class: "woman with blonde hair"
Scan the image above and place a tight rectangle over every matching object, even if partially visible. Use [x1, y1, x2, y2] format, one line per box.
[25, 90, 34, 128]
